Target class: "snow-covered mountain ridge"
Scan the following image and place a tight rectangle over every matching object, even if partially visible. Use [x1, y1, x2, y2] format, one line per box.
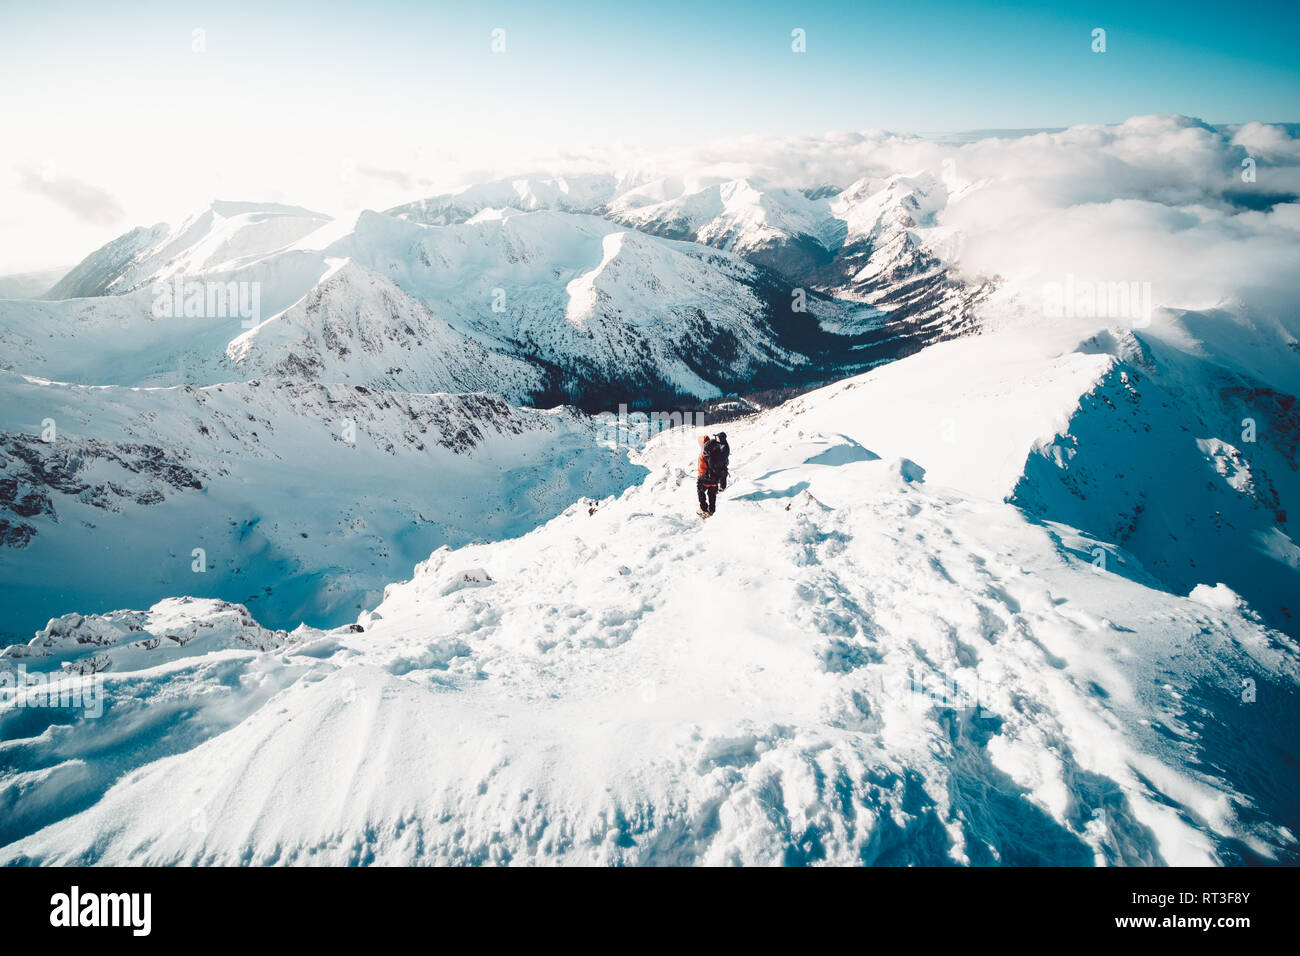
[11, 202, 892, 404]
[1, 117, 1297, 866]
[2, 352, 1295, 865]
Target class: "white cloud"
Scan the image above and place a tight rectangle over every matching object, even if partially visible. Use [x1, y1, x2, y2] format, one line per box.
[7, 114, 1297, 334]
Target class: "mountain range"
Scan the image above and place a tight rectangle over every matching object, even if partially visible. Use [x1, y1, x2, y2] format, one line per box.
[1, 116, 1297, 864]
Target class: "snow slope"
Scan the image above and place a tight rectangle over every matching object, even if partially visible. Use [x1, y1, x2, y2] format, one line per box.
[44, 202, 333, 299]
[0, 373, 643, 644]
[609, 178, 835, 275]
[606, 172, 988, 346]
[772, 318, 1299, 636]
[0, 202, 862, 644]
[3, 375, 1296, 865]
[325, 209, 819, 401]
[224, 259, 545, 398]
[392, 171, 990, 352]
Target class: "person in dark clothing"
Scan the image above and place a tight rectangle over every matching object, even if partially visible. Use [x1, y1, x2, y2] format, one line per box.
[696, 431, 730, 518]
[714, 432, 729, 489]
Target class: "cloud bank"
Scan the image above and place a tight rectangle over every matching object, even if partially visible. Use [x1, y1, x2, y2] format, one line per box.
[644, 115, 1300, 320]
[15, 165, 126, 227]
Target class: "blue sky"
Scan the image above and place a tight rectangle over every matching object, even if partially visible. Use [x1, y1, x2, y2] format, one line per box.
[1, 0, 1297, 270]
[4, 0, 1297, 132]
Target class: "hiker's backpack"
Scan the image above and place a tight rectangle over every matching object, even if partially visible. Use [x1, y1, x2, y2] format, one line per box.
[704, 439, 729, 483]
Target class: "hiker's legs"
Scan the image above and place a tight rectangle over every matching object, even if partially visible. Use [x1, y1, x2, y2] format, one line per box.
[696, 480, 718, 514]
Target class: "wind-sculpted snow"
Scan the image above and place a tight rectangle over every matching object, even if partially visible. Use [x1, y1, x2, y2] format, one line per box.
[5, 597, 306, 670]
[769, 321, 1300, 639]
[1009, 334, 1300, 636]
[0, 597, 331, 848]
[2, 383, 1296, 865]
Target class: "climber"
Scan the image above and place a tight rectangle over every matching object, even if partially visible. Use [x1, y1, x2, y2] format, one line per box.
[696, 431, 730, 518]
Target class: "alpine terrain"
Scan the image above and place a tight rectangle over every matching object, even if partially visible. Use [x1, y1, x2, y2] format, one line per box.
[2, 115, 1298, 866]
